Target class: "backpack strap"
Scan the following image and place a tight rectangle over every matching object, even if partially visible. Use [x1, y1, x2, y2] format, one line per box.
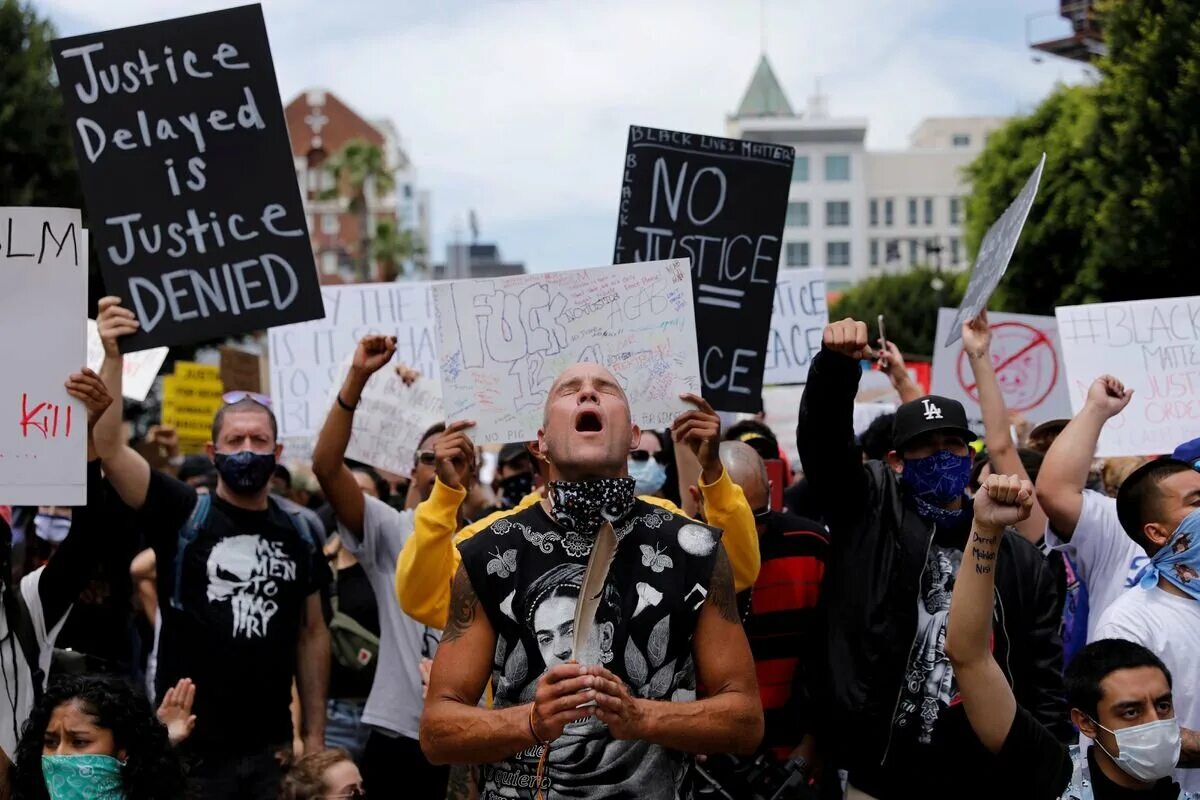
[4, 582, 45, 704]
[171, 493, 211, 611]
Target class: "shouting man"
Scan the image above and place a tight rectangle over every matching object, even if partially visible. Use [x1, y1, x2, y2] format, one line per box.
[420, 363, 763, 798]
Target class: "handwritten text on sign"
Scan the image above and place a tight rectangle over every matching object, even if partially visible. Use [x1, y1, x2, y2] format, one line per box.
[614, 125, 793, 412]
[763, 269, 827, 386]
[1056, 296, 1200, 457]
[269, 282, 439, 439]
[0, 208, 87, 504]
[434, 259, 701, 444]
[86, 319, 167, 402]
[52, 4, 323, 351]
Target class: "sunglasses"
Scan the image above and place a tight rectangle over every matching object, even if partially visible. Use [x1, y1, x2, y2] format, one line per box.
[630, 449, 667, 464]
[414, 450, 437, 466]
[223, 391, 271, 407]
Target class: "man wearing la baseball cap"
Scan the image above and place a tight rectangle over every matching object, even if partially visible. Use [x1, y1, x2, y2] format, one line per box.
[796, 317, 1068, 800]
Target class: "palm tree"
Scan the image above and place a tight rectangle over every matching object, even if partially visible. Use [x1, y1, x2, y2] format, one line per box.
[372, 219, 425, 281]
[321, 139, 395, 281]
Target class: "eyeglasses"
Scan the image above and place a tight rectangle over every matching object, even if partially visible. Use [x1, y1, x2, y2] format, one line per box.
[414, 450, 437, 466]
[223, 391, 271, 407]
[630, 449, 667, 464]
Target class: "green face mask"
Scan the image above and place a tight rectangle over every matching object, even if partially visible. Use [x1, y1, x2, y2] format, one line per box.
[42, 754, 126, 800]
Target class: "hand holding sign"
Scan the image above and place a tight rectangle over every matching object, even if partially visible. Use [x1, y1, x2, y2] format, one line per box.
[435, 420, 477, 491]
[97, 296, 140, 354]
[65, 368, 113, 430]
[823, 319, 874, 361]
[1084, 375, 1134, 420]
[672, 393, 722, 484]
[962, 309, 993, 361]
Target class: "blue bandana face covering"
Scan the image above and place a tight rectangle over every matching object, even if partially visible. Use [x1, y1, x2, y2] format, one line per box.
[1136, 508, 1200, 601]
[42, 754, 126, 800]
[901, 449, 973, 517]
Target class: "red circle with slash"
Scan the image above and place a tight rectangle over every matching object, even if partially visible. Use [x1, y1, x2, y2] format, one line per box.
[957, 322, 1058, 412]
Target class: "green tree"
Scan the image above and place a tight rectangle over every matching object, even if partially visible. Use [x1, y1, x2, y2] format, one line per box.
[1081, 0, 1200, 302]
[0, 0, 81, 207]
[322, 139, 395, 281]
[372, 219, 424, 281]
[829, 267, 965, 358]
[963, 84, 1101, 314]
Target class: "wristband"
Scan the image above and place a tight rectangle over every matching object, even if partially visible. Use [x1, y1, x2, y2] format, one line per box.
[528, 705, 550, 745]
[336, 393, 357, 413]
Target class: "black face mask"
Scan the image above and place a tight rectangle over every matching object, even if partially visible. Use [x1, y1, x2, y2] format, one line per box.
[497, 472, 534, 509]
[213, 450, 277, 495]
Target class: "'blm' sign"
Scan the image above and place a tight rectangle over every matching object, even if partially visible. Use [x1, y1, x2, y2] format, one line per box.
[53, 4, 323, 352]
[614, 125, 792, 412]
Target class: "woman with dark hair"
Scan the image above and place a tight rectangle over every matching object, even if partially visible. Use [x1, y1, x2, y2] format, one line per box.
[12, 674, 186, 800]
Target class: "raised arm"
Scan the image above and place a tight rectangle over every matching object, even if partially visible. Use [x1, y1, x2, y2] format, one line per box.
[796, 319, 871, 522]
[312, 334, 405, 538]
[945, 474, 1033, 753]
[962, 311, 1046, 544]
[93, 296, 151, 510]
[420, 565, 596, 764]
[589, 546, 763, 755]
[878, 339, 922, 404]
[1036, 376, 1132, 539]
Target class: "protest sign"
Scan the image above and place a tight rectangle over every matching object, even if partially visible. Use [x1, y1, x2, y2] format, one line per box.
[945, 153, 1046, 346]
[614, 125, 792, 412]
[161, 361, 223, 454]
[763, 269, 827, 386]
[219, 346, 263, 393]
[52, 4, 323, 352]
[0, 208, 87, 504]
[86, 319, 168, 401]
[269, 282, 439, 439]
[931, 307, 1072, 432]
[1056, 296, 1200, 457]
[434, 258, 701, 444]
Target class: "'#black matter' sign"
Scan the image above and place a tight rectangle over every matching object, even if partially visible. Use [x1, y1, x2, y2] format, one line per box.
[614, 125, 793, 412]
[53, 4, 323, 352]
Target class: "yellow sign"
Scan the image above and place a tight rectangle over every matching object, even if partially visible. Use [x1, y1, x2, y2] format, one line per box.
[160, 365, 224, 454]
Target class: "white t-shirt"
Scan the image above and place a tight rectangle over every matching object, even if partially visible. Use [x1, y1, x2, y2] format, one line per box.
[338, 497, 438, 741]
[0, 568, 70, 762]
[1046, 490, 1147, 641]
[1094, 583, 1200, 793]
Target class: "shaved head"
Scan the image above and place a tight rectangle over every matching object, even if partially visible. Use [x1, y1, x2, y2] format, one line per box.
[543, 363, 629, 425]
[537, 362, 638, 481]
[719, 441, 769, 511]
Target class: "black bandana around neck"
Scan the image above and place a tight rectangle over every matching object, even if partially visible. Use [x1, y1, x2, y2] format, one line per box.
[546, 477, 636, 534]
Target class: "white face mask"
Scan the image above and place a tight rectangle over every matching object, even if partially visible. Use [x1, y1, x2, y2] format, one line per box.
[33, 513, 71, 544]
[1092, 717, 1181, 783]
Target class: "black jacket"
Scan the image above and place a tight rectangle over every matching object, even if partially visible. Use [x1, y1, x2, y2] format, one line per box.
[797, 348, 1070, 798]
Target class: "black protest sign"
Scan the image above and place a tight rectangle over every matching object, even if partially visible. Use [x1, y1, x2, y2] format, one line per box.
[614, 125, 793, 412]
[52, 4, 323, 352]
[945, 153, 1046, 347]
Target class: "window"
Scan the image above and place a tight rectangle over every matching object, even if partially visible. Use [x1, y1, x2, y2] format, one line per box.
[786, 241, 810, 267]
[924, 198, 934, 226]
[907, 198, 918, 226]
[952, 133, 971, 147]
[885, 239, 900, 263]
[950, 237, 961, 265]
[792, 156, 810, 182]
[869, 239, 879, 266]
[825, 201, 850, 227]
[827, 241, 850, 266]
[884, 199, 894, 227]
[908, 239, 919, 265]
[786, 202, 809, 227]
[319, 250, 338, 275]
[321, 214, 340, 235]
[869, 199, 879, 227]
[824, 154, 850, 181]
[949, 197, 962, 226]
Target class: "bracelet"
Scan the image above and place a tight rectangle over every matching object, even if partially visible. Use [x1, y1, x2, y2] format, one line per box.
[336, 393, 357, 413]
[528, 705, 550, 746]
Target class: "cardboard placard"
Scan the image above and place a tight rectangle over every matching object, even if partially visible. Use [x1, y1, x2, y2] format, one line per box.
[86, 319, 168, 401]
[1056, 296, 1200, 457]
[946, 153, 1046, 346]
[219, 346, 263, 394]
[434, 258, 701, 444]
[931, 308, 1072, 433]
[763, 268, 827, 386]
[161, 362, 223, 454]
[269, 282, 439, 440]
[0, 208, 87, 504]
[52, 4, 323, 352]
[614, 125, 793, 411]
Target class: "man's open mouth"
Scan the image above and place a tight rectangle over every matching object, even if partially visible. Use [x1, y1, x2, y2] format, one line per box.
[575, 409, 604, 432]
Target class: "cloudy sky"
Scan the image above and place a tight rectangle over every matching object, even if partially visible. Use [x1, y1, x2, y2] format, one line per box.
[39, 0, 1090, 272]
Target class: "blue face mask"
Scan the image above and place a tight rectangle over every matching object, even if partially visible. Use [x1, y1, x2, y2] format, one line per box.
[901, 449, 973, 506]
[34, 513, 72, 544]
[213, 450, 276, 495]
[628, 457, 668, 496]
[42, 754, 126, 800]
[1137, 508, 1200, 601]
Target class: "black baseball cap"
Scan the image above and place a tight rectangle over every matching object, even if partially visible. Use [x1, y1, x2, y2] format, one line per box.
[892, 395, 978, 452]
[498, 442, 534, 466]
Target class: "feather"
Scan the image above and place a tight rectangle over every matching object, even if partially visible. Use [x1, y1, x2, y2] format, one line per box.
[572, 521, 618, 664]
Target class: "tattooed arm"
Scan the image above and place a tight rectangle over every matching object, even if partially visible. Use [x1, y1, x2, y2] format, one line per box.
[590, 545, 764, 755]
[420, 566, 597, 765]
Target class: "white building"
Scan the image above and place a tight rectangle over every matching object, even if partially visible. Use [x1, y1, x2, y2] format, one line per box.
[726, 57, 1006, 290]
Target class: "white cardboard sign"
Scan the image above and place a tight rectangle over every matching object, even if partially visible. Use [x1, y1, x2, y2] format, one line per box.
[1056, 296, 1200, 457]
[763, 268, 827, 386]
[86, 319, 168, 402]
[0, 208, 87, 504]
[434, 259, 701, 444]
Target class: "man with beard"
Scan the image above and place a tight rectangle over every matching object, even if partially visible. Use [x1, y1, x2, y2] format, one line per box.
[421, 363, 763, 798]
[796, 317, 1067, 800]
